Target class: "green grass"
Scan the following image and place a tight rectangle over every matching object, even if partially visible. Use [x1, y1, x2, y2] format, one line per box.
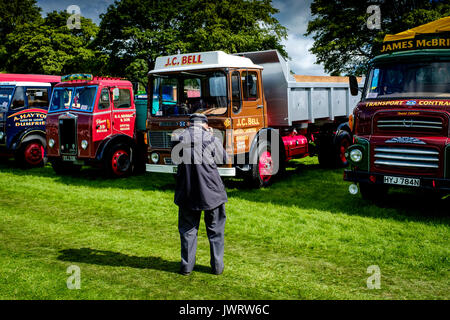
[0, 157, 448, 300]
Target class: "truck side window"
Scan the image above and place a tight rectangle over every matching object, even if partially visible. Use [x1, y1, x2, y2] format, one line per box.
[231, 71, 242, 114]
[113, 89, 131, 109]
[26, 88, 49, 108]
[242, 71, 259, 101]
[98, 88, 110, 110]
[11, 86, 25, 110]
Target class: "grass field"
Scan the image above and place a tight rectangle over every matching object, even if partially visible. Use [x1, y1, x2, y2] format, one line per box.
[0, 157, 448, 300]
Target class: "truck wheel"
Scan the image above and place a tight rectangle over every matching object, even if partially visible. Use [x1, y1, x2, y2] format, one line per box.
[318, 138, 333, 168]
[16, 141, 46, 168]
[246, 141, 277, 188]
[334, 131, 352, 167]
[359, 182, 389, 201]
[105, 145, 132, 178]
[51, 160, 82, 175]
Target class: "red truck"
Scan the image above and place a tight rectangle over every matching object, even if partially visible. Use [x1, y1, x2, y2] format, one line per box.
[345, 17, 450, 199]
[46, 74, 144, 176]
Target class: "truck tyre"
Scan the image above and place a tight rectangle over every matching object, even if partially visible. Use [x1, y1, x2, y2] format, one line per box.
[16, 140, 46, 168]
[51, 159, 82, 175]
[317, 138, 334, 168]
[104, 144, 132, 178]
[359, 182, 389, 201]
[334, 131, 352, 167]
[246, 141, 277, 188]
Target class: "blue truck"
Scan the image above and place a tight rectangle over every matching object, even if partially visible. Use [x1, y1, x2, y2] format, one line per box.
[0, 74, 61, 167]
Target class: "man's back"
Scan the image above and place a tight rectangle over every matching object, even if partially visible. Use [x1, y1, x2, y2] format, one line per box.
[173, 124, 227, 211]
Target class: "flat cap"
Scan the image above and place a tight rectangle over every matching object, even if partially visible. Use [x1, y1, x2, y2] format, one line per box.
[189, 113, 208, 124]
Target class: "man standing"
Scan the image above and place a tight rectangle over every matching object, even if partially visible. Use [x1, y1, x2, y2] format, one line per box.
[172, 113, 228, 276]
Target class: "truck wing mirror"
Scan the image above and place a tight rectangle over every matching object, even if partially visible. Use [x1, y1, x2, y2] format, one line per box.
[349, 76, 359, 96]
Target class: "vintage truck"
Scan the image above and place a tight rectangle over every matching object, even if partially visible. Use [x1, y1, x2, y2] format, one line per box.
[46, 74, 146, 177]
[145, 50, 362, 187]
[0, 73, 61, 167]
[345, 17, 450, 198]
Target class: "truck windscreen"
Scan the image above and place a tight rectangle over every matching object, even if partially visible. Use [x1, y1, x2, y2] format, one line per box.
[151, 71, 227, 117]
[50, 86, 97, 112]
[0, 87, 13, 112]
[364, 61, 450, 100]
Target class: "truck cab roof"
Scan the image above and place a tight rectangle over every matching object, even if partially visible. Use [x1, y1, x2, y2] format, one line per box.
[149, 51, 263, 74]
[0, 81, 52, 87]
[0, 74, 60, 83]
[55, 76, 132, 88]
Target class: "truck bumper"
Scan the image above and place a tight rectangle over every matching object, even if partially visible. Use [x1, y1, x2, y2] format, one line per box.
[146, 164, 236, 177]
[344, 170, 450, 192]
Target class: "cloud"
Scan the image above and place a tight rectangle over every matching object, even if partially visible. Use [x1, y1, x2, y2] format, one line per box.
[36, 0, 326, 75]
[273, 0, 326, 76]
[36, 0, 114, 24]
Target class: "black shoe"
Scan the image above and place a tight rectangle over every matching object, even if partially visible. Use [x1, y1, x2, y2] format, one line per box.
[179, 269, 191, 276]
[212, 267, 223, 275]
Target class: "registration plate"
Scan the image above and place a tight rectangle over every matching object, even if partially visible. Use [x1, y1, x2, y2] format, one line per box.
[62, 155, 76, 162]
[383, 176, 420, 187]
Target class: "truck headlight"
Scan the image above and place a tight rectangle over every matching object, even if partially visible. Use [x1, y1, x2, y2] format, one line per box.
[81, 140, 88, 150]
[349, 149, 363, 163]
[48, 138, 55, 148]
[151, 152, 159, 164]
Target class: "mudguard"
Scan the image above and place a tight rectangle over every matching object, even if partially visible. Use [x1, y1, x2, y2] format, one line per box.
[248, 128, 284, 165]
[95, 134, 136, 162]
[10, 129, 46, 151]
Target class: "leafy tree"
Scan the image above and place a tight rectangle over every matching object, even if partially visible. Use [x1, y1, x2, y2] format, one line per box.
[306, 0, 450, 76]
[0, 0, 42, 70]
[3, 11, 106, 75]
[95, 0, 287, 85]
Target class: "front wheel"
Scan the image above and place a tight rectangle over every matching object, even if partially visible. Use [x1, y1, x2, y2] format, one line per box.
[334, 131, 352, 168]
[16, 141, 46, 168]
[104, 145, 132, 178]
[246, 141, 279, 188]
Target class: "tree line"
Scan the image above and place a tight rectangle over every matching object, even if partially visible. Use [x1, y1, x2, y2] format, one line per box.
[1, 0, 449, 84]
[0, 0, 287, 86]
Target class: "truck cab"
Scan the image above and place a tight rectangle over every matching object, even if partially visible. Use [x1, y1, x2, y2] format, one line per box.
[147, 51, 265, 180]
[345, 17, 450, 198]
[46, 74, 137, 176]
[0, 74, 60, 167]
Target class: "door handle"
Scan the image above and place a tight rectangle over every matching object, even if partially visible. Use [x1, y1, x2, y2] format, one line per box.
[257, 105, 264, 109]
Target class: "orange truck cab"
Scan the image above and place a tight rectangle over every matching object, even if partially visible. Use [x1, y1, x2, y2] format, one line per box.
[46, 74, 139, 177]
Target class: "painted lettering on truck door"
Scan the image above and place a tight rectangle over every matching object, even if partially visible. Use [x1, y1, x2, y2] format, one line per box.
[232, 70, 264, 154]
[111, 87, 135, 137]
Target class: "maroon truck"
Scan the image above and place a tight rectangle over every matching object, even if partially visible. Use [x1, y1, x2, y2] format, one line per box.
[344, 17, 450, 199]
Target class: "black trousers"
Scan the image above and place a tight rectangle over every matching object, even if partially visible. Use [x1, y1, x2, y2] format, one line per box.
[178, 203, 226, 273]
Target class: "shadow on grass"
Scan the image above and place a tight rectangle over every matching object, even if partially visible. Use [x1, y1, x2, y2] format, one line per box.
[57, 248, 211, 274]
[226, 160, 450, 224]
[2, 158, 449, 224]
[0, 161, 175, 192]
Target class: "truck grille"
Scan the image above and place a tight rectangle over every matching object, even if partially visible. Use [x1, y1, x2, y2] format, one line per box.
[376, 116, 444, 134]
[149, 131, 172, 149]
[374, 146, 439, 169]
[59, 118, 77, 155]
[377, 117, 443, 131]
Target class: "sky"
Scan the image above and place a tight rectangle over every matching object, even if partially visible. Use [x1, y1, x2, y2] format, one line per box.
[36, 0, 326, 76]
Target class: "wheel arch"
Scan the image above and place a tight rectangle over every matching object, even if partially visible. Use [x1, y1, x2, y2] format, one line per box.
[95, 134, 136, 162]
[11, 129, 46, 152]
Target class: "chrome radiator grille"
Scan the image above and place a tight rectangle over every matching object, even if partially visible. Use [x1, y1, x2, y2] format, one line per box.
[376, 117, 443, 133]
[149, 131, 172, 149]
[374, 147, 439, 169]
